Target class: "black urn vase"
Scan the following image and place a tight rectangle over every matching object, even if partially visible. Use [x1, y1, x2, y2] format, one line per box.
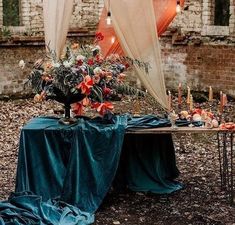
[47, 87, 85, 125]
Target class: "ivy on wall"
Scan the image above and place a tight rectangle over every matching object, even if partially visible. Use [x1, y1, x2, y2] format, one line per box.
[3, 0, 20, 26]
[214, 0, 230, 26]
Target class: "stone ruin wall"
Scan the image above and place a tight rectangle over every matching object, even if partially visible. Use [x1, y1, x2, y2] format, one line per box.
[0, 0, 235, 97]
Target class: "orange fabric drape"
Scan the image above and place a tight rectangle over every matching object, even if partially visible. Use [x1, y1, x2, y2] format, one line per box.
[98, 0, 184, 57]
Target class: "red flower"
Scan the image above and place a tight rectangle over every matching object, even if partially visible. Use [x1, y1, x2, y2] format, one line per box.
[103, 87, 111, 96]
[192, 108, 202, 115]
[125, 63, 130, 69]
[92, 102, 114, 116]
[95, 32, 104, 42]
[95, 54, 104, 64]
[76, 75, 94, 95]
[77, 59, 83, 66]
[87, 58, 94, 66]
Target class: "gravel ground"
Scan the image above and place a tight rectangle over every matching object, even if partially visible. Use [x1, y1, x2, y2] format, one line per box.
[0, 97, 235, 225]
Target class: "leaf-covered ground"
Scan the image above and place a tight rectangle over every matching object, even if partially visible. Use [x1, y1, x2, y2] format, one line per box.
[0, 98, 235, 225]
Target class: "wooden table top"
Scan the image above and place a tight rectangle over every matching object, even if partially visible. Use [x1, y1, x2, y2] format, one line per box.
[126, 127, 233, 134]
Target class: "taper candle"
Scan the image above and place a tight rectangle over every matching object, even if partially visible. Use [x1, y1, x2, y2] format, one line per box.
[187, 86, 191, 104]
[189, 94, 193, 111]
[178, 83, 182, 105]
[168, 91, 172, 111]
[220, 91, 223, 114]
[223, 94, 227, 106]
[209, 86, 213, 101]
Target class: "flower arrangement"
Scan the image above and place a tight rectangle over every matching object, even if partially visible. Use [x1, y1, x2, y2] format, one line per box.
[23, 33, 146, 122]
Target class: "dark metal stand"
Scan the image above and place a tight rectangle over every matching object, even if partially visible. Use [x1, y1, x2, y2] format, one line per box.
[217, 131, 234, 205]
[59, 103, 77, 125]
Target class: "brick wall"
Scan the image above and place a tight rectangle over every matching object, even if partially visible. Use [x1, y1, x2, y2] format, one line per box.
[162, 42, 235, 96]
[0, 35, 94, 97]
[0, 46, 45, 96]
[1, 40, 234, 97]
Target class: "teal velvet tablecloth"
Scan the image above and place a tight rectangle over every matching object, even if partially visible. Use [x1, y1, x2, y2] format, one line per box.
[0, 115, 182, 225]
[16, 116, 127, 213]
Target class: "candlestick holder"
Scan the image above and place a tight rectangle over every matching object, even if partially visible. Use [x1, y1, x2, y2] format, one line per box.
[133, 97, 141, 116]
[168, 111, 178, 129]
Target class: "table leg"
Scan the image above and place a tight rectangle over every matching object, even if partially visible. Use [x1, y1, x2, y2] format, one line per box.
[220, 132, 228, 190]
[217, 132, 223, 189]
[217, 132, 234, 205]
[230, 132, 234, 205]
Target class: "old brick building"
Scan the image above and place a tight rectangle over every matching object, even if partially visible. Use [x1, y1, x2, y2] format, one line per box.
[0, 0, 234, 97]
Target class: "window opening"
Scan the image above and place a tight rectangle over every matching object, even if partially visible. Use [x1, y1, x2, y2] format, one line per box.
[3, 0, 20, 26]
[214, 0, 230, 26]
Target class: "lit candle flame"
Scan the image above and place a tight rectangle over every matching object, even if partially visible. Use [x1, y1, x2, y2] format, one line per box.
[111, 36, 115, 44]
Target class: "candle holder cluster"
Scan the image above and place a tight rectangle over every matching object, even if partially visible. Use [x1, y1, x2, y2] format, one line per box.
[167, 85, 230, 129]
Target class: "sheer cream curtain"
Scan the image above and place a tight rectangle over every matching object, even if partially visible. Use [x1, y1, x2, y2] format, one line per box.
[43, 0, 74, 59]
[104, 0, 168, 109]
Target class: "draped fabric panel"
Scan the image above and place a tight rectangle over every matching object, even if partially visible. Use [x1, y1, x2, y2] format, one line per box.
[102, 0, 172, 109]
[43, 0, 74, 59]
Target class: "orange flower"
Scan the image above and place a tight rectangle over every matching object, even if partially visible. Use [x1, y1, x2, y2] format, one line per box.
[41, 73, 53, 82]
[104, 71, 112, 78]
[34, 91, 46, 102]
[72, 102, 84, 116]
[76, 75, 94, 95]
[220, 122, 235, 130]
[206, 111, 214, 119]
[72, 97, 90, 116]
[71, 43, 79, 50]
[103, 71, 113, 81]
[34, 94, 42, 102]
[117, 73, 126, 82]
[44, 62, 53, 71]
[92, 102, 114, 116]
[82, 97, 90, 106]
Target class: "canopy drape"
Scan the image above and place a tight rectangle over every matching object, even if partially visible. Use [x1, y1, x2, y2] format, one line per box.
[43, 0, 74, 59]
[102, 0, 173, 109]
[42, 0, 184, 108]
[98, 0, 184, 57]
